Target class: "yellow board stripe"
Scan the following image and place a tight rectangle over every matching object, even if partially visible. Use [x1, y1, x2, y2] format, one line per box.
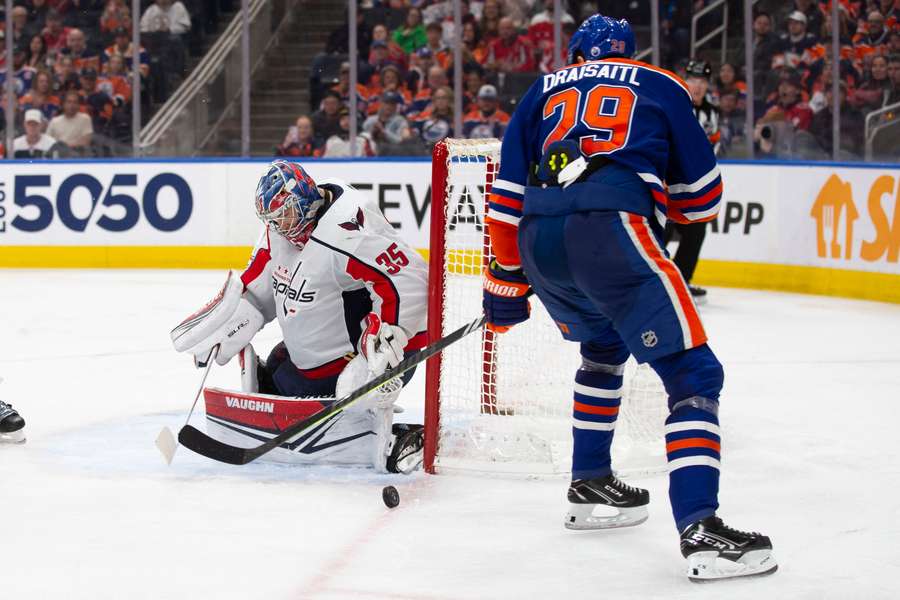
[694, 259, 900, 305]
[0, 246, 255, 269]
[1, 246, 898, 305]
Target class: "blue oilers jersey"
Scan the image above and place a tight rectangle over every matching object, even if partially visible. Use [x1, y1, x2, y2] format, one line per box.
[487, 58, 722, 243]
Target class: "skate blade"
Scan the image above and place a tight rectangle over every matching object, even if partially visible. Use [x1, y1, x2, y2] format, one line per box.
[687, 550, 778, 582]
[0, 430, 26, 444]
[564, 503, 649, 530]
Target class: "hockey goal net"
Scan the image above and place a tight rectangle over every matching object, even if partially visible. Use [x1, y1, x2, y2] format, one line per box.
[424, 138, 669, 477]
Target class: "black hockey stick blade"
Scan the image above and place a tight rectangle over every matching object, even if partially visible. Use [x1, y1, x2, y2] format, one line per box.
[178, 316, 486, 465]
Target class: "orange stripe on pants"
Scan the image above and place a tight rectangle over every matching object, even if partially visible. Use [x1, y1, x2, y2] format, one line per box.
[627, 214, 706, 348]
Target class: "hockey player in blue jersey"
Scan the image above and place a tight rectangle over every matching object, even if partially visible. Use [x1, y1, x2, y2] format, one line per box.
[481, 14, 776, 581]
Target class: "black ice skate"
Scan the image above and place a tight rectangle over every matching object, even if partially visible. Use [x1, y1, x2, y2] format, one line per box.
[386, 424, 424, 474]
[0, 400, 26, 444]
[680, 515, 777, 581]
[689, 285, 708, 305]
[565, 474, 649, 530]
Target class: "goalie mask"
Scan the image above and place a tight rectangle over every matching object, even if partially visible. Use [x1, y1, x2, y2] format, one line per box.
[255, 160, 325, 249]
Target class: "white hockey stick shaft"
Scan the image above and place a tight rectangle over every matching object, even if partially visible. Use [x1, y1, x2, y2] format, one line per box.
[155, 345, 219, 465]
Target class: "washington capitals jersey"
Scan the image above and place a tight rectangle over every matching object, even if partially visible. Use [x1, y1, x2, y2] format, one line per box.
[240, 178, 428, 377]
[487, 58, 722, 262]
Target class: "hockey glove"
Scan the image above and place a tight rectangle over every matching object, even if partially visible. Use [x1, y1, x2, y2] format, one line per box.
[359, 312, 409, 375]
[483, 259, 531, 333]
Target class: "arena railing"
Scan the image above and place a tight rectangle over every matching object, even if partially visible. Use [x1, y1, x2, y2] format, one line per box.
[690, 0, 728, 65]
[864, 101, 900, 161]
[139, 0, 299, 157]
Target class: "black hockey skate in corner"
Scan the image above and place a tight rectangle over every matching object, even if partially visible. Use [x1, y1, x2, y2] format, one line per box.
[680, 515, 778, 582]
[568, 474, 650, 507]
[0, 400, 26, 443]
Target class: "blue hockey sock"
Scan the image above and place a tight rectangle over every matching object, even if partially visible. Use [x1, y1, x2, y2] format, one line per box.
[650, 344, 724, 531]
[571, 365, 623, 480]
[666, 401, 721, 531]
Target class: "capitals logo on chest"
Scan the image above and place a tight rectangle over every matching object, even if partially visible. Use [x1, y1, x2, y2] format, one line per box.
[273, 261, 318, 314]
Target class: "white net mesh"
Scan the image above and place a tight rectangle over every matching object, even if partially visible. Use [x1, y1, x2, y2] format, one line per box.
[430, 139, 668, 478]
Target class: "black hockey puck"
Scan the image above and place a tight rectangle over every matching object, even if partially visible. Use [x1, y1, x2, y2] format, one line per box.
[382, 485, 400, 508]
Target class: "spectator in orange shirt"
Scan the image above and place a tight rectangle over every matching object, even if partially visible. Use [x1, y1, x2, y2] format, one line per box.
[853, 10, 890, 59]
[462, 20, 488, 65]
[424, 22, 451, 69]
[366, 64, 411, 115]
[19, 70, 61, 122]
[98, 54, 132, 106]
[42, 9, 71, 53]
[276, 114, 322, 157]
[713, 62, 747, 109]
[462, 84, 509, 138]
[486, 17, 535, 74]
[62, 28, 100, 73]
[878, 0, 899, 31]
[100, 0, 130, 35]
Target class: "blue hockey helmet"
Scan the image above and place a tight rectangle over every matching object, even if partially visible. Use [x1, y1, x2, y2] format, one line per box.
[255, 160, 325, 249]
[567, 14, 635, 64]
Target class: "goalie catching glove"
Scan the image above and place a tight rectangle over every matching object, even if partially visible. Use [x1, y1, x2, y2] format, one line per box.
[359, 312, 409, 376]
[170, 271, 265, 366]
[483, 259, 531, 333]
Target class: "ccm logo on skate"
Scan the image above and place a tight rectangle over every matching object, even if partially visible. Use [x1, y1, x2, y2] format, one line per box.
[225, 397, 275, 413]
[0, 173, 192, 234]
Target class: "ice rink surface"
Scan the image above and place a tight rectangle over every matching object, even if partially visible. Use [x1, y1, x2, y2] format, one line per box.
[1, 269, 899, 600]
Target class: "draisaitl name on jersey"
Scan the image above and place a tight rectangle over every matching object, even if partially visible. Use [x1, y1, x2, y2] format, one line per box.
[542, 62, 641, 93]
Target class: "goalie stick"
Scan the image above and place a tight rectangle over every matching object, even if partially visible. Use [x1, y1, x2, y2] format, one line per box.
[178, 316, 486, 465]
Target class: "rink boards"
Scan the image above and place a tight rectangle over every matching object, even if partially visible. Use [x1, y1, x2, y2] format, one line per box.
[0, 157, 898, 303]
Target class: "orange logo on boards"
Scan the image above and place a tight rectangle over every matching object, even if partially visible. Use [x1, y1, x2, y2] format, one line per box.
[810, 174, 900, 263]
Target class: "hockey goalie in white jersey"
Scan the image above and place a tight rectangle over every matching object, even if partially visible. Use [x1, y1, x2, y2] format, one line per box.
[170, 160, 428, 473]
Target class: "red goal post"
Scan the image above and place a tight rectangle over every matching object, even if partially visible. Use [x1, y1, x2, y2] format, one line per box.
[424, 138, 668, 477]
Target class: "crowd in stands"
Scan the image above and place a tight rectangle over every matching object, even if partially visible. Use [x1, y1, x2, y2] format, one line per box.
[281, 0, 899, 162]
[1, 0, 232, 158]
[281, 0, 587, 158]
[734, 0, 900, 160]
